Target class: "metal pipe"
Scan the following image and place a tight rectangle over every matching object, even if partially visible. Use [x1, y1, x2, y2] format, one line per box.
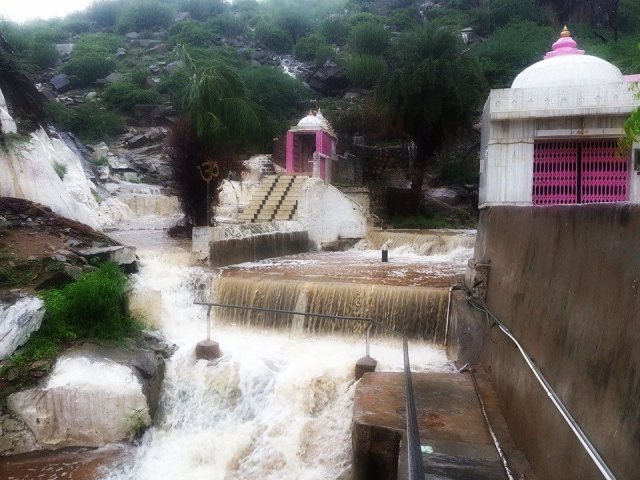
[403, 337, 425, 479]
[469, 369, 516, 480]
[365, 322, 373, 357]
[206, 305, 212, 341]
[195, 301, 425, 480]
[465, 295, 617, 480]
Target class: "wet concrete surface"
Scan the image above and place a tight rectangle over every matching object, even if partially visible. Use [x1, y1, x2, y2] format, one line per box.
[353, 370, 535, 480]
[0, 445, 132, 480]
[219, 249, 469, 288]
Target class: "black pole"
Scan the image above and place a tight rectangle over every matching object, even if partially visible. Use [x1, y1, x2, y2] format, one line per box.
[382, 249, 388, 262]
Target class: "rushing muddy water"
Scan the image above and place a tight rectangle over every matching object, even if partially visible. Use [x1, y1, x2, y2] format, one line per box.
[5, 217, 472, 479]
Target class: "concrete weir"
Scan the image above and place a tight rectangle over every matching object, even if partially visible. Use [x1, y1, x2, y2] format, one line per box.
[352, 370, 534, 480]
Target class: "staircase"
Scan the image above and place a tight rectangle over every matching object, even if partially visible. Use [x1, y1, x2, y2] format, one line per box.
[239, 175, 308, 223]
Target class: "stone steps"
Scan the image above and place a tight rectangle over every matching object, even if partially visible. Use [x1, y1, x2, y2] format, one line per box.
[241, 174, 307, 223]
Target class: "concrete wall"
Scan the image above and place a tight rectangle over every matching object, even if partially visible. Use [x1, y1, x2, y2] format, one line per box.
[297, 178, 367, 248]
[209, 230, 309, 267]
[472, 205, 640, 480]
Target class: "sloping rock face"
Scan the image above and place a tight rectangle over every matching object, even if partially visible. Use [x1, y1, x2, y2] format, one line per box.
[8, 354, 151, 449]
[0, 295, 45, 360]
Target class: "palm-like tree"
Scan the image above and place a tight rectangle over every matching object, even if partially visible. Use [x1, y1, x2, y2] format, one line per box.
[169, 49, 269, 227]
[377, 25, 485, 200]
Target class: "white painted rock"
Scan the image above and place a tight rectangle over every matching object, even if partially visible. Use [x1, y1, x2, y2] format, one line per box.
[8, 356, 151, 449]
[0, 296, 45, 360]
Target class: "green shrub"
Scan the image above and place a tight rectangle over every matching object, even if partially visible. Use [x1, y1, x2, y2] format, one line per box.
[275, 8, 312, 42]
[345, 54, 387, 88]
[294, 34, 328, 62]
[130, 68, 149, 88]
[42, 262, 132, 340]
[158, 67, 190, 106]
[102, 81, 163, 113]
[348, 22, 389, 55]
[169, 20, 219, 47]
[45, 102, 123, 143]
[178, 0, 225, 20]
[116, 0, 174, 34]
[240, 66, 310, 127]
[28, 43, 58, 69]
[212, 14, 246, 37]
[87, 0, 125, 28]
[320, 16, 350, 45]
[254, 20, 293, 53]
[63, 53, 116, 85]
[474, 21, 553, 87]
[62, 34, 122, 86]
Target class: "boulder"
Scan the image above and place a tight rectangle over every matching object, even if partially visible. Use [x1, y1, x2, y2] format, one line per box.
[73, 246, 138, 273]
[163, 60, 184, 73]
[55, 43, 74, 58]
[49, 74, 71, 93]
[125, 32, 139, 41]
[108, 156, 133, 171]
[92, 142, 109, 160]
[85, 91, 97, 101]
[7, 355, 152, 449]
[307, 60, 348, 95]
[138, 39, 161, 48]
[126, 134, 149, 148]
[0, 296, 45, 360]
[98, 72, 125, 85]
[116, 47, 127, 59]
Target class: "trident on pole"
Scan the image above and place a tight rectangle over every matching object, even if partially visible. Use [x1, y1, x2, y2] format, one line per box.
[197, 159, 220, 226]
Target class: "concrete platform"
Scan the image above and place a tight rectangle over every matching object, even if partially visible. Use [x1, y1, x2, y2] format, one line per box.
[353, 370, 535, 480]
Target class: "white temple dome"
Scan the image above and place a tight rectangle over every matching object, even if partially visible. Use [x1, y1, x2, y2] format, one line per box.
[511, 26, 624, 89]
[296, 109, 336, 136]
[297, 112, 324, 128]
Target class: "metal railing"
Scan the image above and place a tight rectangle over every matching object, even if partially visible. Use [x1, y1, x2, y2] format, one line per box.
[194, 301, 426, 480]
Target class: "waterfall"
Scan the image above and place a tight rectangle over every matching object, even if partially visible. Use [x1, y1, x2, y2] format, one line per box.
[361, 229, 476, 256]
[103, 242, 453, 480]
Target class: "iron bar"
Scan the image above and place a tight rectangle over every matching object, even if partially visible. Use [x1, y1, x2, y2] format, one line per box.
[195, 300, 426, 480]
[465, 294, 617, 480]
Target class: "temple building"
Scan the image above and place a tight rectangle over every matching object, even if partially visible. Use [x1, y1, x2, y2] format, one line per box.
[285, 110, 337, 182]
[479, 27, 640, 207]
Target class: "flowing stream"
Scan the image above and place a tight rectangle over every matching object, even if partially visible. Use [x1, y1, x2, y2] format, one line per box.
[99, 220, 469, 480]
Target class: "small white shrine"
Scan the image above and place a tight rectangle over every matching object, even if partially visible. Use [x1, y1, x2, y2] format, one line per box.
[479, 27, 640, 207]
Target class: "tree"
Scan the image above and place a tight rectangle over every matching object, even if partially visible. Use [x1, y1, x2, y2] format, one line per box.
[168, 51, 267, 227]
[377, 25, 485, 201]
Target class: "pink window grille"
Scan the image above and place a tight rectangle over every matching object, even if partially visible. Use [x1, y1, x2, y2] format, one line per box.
[581, 140, 628, 203]
[533, 140, 629, 205]
[533, 141, 578, 205]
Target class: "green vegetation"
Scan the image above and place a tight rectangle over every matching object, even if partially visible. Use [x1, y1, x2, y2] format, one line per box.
[44, 102, 123, 143]
[102, 81, 163, 113]
[241, 66, 310, 129]
[116, 0, 174, 34]
[346, 54, 387, 89]
[254, 20, 293, 54]
[3, 262, 137, 371]
[348, 22, 389, 56]
[62, 34, 122, 85]
[377, 25, 485, 197]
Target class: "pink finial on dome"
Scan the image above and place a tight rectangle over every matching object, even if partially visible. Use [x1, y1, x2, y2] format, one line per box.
[544, 26, 585, 59]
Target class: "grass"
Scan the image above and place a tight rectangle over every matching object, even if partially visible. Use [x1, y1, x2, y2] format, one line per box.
[0, 262, 141, 407]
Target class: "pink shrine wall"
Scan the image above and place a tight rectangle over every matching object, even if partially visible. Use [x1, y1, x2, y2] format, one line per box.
[286, 130, 335, 180]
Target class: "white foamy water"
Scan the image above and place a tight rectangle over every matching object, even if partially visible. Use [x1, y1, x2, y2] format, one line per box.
[47, 356, 141, 392]
[103, 242, 454, 480]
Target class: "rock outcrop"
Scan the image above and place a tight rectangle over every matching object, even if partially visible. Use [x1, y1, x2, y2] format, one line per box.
[6, 336, 174, 451]
[0, 295, 45, 360]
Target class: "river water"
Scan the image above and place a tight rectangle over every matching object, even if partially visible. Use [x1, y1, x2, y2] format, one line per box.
[3, 216, 470, 480]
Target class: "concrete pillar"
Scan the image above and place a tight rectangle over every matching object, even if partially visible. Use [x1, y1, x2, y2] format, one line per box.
[355, 356, 377, 380]
[195, 339, 221, 360]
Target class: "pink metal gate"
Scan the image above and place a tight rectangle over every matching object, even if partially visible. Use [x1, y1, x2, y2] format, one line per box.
[533, 140, 629, 205]
[580, 139, 628, 203]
